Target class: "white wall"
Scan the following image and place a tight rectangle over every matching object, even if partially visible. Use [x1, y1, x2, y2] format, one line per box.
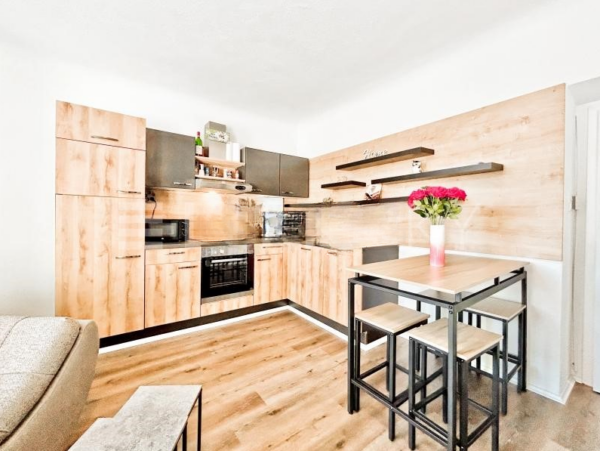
[296, 0, 600, 157]
[0, 42, 297, 317]
[289, 0, 600, 404]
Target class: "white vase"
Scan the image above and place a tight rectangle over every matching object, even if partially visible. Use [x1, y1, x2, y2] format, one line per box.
[430, 224, 445, 267]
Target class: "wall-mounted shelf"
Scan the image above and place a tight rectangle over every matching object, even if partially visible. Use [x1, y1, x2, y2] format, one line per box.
[285, 196, 408, 209]
[195, 156, 244, 169]
[336, 147, 435, 171]
[321, 181, 367, 190]
[372, 162, 504, 185]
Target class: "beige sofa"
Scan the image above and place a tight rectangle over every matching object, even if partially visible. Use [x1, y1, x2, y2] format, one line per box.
[0, 316, 99, 451]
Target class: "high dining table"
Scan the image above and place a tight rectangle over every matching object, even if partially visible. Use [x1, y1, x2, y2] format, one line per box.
[346, 254, 529, 450]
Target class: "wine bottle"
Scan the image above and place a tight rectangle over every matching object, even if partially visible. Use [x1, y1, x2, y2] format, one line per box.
[195, 132, 203, 156]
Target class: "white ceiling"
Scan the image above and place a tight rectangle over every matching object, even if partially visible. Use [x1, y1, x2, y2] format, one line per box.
[1, 0, 554, 121]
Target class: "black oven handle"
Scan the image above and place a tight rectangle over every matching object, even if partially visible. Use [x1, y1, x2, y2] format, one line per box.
[207, 257, 247, 264]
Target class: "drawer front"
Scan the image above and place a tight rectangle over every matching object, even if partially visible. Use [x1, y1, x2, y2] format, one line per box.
[56, 139, 144, 198]
[200, 295, 253, 316]
[146, 247, 201, 265]
[255, 243, 285, 255]
[56, 101, 146, 150]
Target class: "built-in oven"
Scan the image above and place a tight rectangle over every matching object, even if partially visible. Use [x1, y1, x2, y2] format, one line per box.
[201, 244, 254, 300]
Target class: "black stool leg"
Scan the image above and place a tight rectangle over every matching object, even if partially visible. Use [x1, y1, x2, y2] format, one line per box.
[459, 360, 469, 451]
[442, 355, 448, 424]
[518, 309, 527, 392]
[502, 321, 509, 415]
[420, 343, 428, 414]
[388, 333, 396, 441]
[408, 339, 416, 450]
[492, 345, 500, 451]
[476, 315, 482, 371]
[354, 318, 361, 412]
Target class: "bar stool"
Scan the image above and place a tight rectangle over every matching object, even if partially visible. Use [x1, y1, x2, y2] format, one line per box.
[352, 303, 429, 441]
[465, 296, 526, 414]
[404, 319, 502, 451]
[420, 290, 526, 415]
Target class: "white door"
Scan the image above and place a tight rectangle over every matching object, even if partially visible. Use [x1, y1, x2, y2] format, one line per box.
[589, 107, 600, 392]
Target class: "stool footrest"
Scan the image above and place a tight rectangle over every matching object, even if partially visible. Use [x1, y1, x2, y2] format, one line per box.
[468, 415, 496, 447]
[413, 386, 446, 412]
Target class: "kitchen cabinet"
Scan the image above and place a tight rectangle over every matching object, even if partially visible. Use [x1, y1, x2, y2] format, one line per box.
[319, 248, 356, 326]
[145, 260, 201, 328]
[254, 252, 284, 305]
[146, 128, 196, 190]
[200, 295, 254, 316]
[242, 147, 281, 196]
[56, 101, 146, 151]
[56, 138, 145, 198]
[280, 154, 309, 198]
[55, 195, 145, 338]
[284, 243, 361, 326]
[241, 148, 309, 198]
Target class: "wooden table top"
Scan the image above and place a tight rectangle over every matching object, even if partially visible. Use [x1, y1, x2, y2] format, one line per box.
[348, 254, 528, 295]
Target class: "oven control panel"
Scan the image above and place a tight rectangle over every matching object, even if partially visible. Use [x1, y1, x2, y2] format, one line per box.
[201, 244, 254, 258]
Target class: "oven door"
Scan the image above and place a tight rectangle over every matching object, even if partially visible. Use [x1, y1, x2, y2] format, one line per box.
[201, 254, 254, 299]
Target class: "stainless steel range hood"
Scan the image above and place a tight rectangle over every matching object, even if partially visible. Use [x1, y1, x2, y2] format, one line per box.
[194, 178, 253, 194]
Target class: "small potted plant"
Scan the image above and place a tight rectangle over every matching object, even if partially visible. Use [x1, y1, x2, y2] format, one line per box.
[408, 186, 467, 267]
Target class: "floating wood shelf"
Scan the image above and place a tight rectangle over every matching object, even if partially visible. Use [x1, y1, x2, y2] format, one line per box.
[195, 156, 244, 169]
[321, 181, 367, 190]
[285, 196, 408, 209]
[336, 147, 435, 171]
[371, 162, 504, 185]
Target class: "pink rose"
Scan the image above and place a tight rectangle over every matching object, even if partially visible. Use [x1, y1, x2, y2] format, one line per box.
[447, 187, 467, 201]
[425, 186, 448, 198]
[408, 188, 428, 208]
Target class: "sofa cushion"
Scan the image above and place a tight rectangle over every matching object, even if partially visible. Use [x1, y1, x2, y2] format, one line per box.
[0, 316, 80, 444]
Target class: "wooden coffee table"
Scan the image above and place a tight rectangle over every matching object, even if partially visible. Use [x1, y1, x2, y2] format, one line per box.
[71, 385, 202, 451]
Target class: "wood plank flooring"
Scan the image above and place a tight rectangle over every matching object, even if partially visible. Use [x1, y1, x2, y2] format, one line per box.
[75, 311, 600, 450]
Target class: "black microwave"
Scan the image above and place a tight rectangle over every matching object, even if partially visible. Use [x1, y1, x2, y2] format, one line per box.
[145, 219, 189, 243]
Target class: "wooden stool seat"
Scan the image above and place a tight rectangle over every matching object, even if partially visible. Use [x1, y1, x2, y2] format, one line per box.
[465, 297, 526, 321]
[355, 303, 430, 334]
[403, 318, 502, 361]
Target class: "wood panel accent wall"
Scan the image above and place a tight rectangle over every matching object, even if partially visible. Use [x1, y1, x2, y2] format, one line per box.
[147, 190, 269, 241]
[287, 85, 566, 261]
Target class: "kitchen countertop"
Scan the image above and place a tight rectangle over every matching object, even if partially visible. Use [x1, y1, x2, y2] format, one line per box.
[144, 237, 381, 251]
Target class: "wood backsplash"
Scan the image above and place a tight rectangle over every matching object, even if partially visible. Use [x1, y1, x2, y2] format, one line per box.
[146, 190, 265, 241]
[287, 85, 566, 261]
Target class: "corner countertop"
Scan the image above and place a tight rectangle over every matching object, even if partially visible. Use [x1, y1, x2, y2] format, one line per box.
[144, 237, 387, 252]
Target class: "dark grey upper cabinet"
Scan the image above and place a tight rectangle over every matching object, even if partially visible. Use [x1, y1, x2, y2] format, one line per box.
[280, 154, 309, 198]
[241, 147, 282, 196]
[146, 129, 195, 189]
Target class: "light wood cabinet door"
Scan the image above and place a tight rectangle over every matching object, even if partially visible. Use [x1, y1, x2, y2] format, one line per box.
[56, 101, 146, 150]
[56, 138, 144, 198]
[320, 249, 355, 326]
[254, 254, 284, 305]
[55, 195, 145, 338]
[285, 243, 300, 302]
[145, 262, 201, 327]
[200, 295, 254, 316]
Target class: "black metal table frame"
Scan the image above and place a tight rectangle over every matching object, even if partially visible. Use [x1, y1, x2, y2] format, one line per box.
[179, 389, 203, 451]
[347, 267, 527, 451]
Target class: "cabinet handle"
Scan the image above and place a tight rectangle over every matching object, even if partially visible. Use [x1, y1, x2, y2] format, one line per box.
[263, 245, 282, 249]
[168, 251, 185, 255]
[115, 255, 141, 259]
[178, 265, 198, 270]
[173, 182, 192, 186]
[91, 135, 119, 142]
[258, 258, 271, 261]
[328, 251, 338, 255]
[117, 190, 142, 195]
[301, 248, 311, 251]
[252, 189, 263, 193]
[282, 191, 294, 195]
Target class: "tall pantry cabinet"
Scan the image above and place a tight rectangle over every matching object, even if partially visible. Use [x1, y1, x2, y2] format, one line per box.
[55, 101, 146, 338]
